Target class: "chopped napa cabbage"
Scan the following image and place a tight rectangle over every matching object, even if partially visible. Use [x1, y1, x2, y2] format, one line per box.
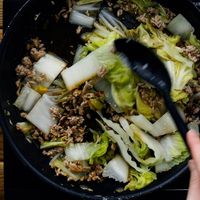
[33, 85, 48, 95]
[127, 24, 163, 48]
[69, 10, 95, 28]
[135, 90, 153, 119]
[82, 23, 121, 51]
[50, 158, 85, 181]
[128, 112, 178, 137]
[99, 114, 164, 166]
[65, 133, 109, 164]
[88, 98, 104, 111]
[129, 123, 164, 166]
[128, 114, 153, 135]
[152, 112, 177, 136]
[14, 85, 41, 112]
[164, 61, 193, 101]
[119, 117, 150, 160]
[34, 54, 67, 87]
[188, 32, 200, 50]
[167, 14, 194, 39]
[105, 129, 146, 172]
[103, 55, 138, 111]
[129, 23, 193, 69]
[133, 134, 150, 159]
[99, 9, 127, 37]
[157, 43, 193, 68]
[61, 48, 103, 91]
[89, 133, 109, 164]
[26, 94, 58, 134]
[131, 0, 157, 12]
[171, 90, 189, 102]
[65, 143, 94, 161]
[40, 141, 66, 149]
[16, 122, 34, 135]
[97, 117, 146, 172]
[124, 169, 157, 191]
[103, 155, 129, 183]
[76, 0, 103, 6]
[155, 132, 189, 173]
[63, 39, 138, 111]
[95, 79, 122, 113]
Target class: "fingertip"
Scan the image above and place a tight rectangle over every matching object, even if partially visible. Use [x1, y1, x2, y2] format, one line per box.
[187, 130, 199, 144]
[188, 159, 195, 170]
[187, 130, 198, 135]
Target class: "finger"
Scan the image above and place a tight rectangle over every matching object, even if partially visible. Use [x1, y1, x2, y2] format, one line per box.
[186, 130, 200, 173]
[187, 160, 200, 200]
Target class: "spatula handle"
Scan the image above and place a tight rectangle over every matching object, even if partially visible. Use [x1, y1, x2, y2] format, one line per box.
[163, 94, 188, 144]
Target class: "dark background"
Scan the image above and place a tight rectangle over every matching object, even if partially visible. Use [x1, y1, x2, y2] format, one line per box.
[3, 0, 200, 199]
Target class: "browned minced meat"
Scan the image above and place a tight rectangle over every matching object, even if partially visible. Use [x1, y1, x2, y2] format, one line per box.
[16, 37, 46, 89]
[183, 80, 200, 124]
[16, 64, 34, 77]
[138, 84, 166, 119]
[185, 99, 200, 124]
[136, 13, 149, 24]
[42, 147, 64, 157]
[87, 164, 103, 182]
[48, 124, 74, 144]
[50, 107, 62, 119]
[30, 48, 46, 61]
[26, 37, 45, 50]
[136, 6, 175, 29]
[147, 7, 159, 15]
[150, 15, 166, 30]
[181, 45, 200, 63]
[53, 86, 104, 143]
[21, 56, 33, 68]
[54, 162, 103, 182]
[64, 160, 91, 173]
[32, 129, 45, 144]
[26, 37, 46, 61]
[113, 0, 139, 15]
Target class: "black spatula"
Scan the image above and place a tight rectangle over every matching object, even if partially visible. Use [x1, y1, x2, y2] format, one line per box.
[114, 38, 188, 144]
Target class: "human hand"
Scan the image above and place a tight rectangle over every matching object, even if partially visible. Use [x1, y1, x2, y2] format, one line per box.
[186, 130, 200, 200]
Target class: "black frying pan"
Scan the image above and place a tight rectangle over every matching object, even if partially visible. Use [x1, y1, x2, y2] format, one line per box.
[0, 0, 199, 199]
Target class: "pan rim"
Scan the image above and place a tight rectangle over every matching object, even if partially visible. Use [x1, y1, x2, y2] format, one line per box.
[0, 0, 196, 199]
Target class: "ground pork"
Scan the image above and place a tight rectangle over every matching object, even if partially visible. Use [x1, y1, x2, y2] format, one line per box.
[87, 164, 103, 182]
[30, 48, 46, 61]
[150, 15, 166, 29]
[64, 160, 91, 173]
[136, 13, 149, 24]
[181, 45, 200, 63]
[138, 84, 166, 119]
[42, 147, 64, 157]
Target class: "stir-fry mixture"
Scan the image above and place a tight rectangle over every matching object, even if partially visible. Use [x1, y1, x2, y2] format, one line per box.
[14, 0, 200, 191]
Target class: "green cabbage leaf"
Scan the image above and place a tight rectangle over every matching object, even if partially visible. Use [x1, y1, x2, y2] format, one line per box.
[125, 169, 157, 191]
[155, 132, 189, 173]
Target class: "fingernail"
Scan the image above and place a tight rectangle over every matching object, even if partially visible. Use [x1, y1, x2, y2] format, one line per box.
[188, 130, 199, 136]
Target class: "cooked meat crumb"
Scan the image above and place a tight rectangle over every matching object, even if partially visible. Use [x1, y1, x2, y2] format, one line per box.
[42, 147, 64, 157]
[16, 65, 33, 77]
[181, 45, 200, 63]
[136, 13, 149, 24]
[30, 48, 46, 61]
[138, 84, 166, 119]
[150, 15, 166, 30]
[21, 56, 33, 68]
[64, 160, 91, 173]
[87, 164, 103, 181]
